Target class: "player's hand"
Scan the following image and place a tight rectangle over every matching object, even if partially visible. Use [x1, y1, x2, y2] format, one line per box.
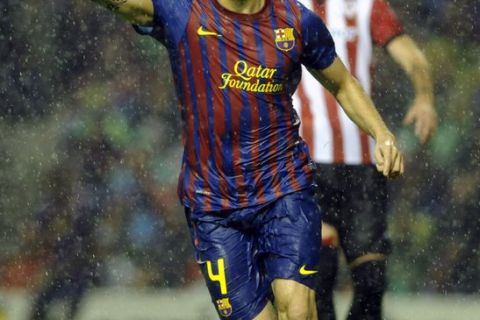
[403, 99, 438, 144]
[374, 132, 404, 178]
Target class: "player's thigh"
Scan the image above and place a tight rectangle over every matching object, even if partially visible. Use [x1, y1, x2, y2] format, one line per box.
[313, 164, 344, 232]
[340, 166, 391, 263]
[185, 210, 271, 319]
[259, 189, 322, 290]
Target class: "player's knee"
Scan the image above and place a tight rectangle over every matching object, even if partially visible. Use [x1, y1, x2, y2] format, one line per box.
[276, 302, 309, 320]
[277, 298, 315, 320]
[273, 279, 315, 320]
[316, 246, 338, 292]
[321, 223, 339, 248]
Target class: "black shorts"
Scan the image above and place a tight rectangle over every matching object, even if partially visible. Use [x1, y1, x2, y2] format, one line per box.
[314, 164, 391, 263]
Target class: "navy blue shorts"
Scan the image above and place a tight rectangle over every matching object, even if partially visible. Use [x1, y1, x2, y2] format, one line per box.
[185, 189, 322, 319]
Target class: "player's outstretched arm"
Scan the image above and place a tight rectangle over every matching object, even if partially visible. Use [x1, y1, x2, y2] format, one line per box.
[91, 0, 154, 25]
[309, 57, 404, 178]
[387, 35, 438, 144]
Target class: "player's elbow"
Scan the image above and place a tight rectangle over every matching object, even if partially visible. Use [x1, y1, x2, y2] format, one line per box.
[406, 53, 431, 79]
[335, 74, 359, 100]
[417, 52, 431, 73]
[401, 43, 430, 76]
[133, 10, 154, 26]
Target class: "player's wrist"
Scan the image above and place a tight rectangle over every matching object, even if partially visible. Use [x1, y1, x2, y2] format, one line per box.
[413, 93, 434, 106]
[372, 128, 394, 142]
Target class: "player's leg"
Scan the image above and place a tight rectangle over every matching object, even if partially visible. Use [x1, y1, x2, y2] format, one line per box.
[347, 256, 386, 320]
[29, 278, 63, 320]
[257, 188, 322, 319]
[185, 208, 274, 320]
[316, 223, 339, 320]
[341, 166, 390, 320]
[272, 279, 317, 320]
[254, 303, 277, 320]
[67, 274, 90, 320]
[29, 290, 50, 320]
[313, 164, 344, 320]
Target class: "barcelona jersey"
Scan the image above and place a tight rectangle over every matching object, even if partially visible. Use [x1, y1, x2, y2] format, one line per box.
[139, 0, 336, 211]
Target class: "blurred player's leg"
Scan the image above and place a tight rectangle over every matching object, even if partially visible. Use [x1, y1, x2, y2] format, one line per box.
[29, 278, 62, 320]
[313, 166, 343, 320]
[348, 257, 386, 320]
[316, 223, 339, 320]
[66, 276, 90, 320]
[341, 166, 390, 320]
[315, 246, 338, 319]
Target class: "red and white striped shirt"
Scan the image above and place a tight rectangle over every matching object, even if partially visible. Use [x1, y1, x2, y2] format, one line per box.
[293, 0, 403, 165]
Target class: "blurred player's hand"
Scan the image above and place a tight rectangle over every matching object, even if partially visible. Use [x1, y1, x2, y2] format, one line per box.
[403, 99, 438, 144]
[374, 132, 404, 178]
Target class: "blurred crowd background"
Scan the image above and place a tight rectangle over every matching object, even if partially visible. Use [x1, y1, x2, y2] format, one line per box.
[0, 0, 479, 317]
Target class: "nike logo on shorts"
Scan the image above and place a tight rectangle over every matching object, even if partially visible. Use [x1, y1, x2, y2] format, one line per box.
[299, 265, 318, 276]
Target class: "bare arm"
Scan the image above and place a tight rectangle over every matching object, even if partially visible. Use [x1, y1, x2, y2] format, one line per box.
[91, 0, 154, 25]
[309, 57, 404, 177]
[387, 34, 438, 144]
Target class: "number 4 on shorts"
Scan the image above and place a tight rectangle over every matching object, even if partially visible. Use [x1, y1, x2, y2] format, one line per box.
[207, 258, 228, 295]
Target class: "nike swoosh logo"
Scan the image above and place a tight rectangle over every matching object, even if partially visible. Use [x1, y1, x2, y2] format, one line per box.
[197, 26, 222, 37]
[299, 265, 318, 276]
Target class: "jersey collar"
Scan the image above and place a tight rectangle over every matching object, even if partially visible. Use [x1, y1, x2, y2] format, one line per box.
[211, 0, 272, 21]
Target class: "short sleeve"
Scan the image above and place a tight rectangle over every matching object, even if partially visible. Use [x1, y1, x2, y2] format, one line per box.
[371, 0, 403, 47]
[298, 3, 337, 70]
[134, 0, 192, 46]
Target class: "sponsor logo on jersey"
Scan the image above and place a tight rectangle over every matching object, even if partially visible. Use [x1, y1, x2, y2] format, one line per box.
[274, 27, 296, 51]
[299, 264, 318, 276]
[219, 60, 284, 93]
[216, 298, 233, 317]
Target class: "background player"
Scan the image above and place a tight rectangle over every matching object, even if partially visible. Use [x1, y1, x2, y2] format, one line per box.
[293, 0, 437, 319]
[87, 0, 404, 319]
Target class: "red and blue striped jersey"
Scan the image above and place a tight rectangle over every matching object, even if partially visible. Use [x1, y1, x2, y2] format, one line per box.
[139, 0, 336, 211]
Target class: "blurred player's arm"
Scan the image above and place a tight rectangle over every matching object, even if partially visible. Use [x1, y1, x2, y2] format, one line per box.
[91, 0, 153, 25]
[309, 57, 404, 177]
[387, 34, 437, 144]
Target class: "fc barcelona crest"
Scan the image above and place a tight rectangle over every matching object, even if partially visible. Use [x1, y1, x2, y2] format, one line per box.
[274, 27, 296, 51]
[216, 298, 233, 317]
